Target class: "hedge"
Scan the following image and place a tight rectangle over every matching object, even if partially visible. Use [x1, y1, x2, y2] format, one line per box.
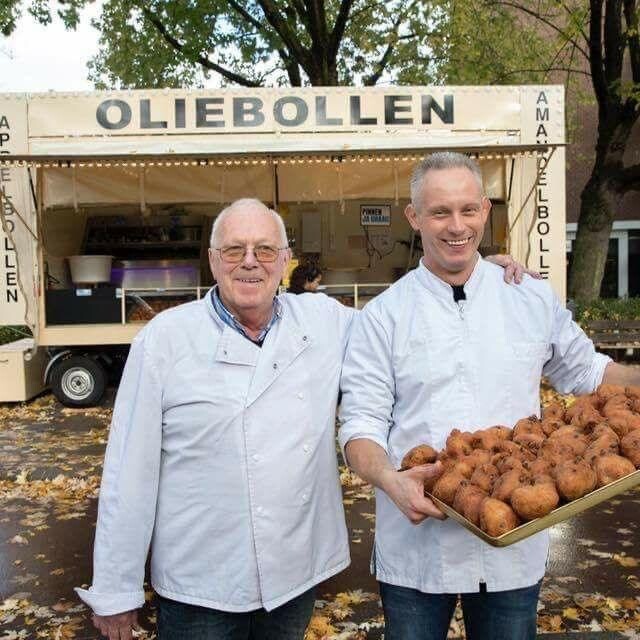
[572, 298, 640, 326]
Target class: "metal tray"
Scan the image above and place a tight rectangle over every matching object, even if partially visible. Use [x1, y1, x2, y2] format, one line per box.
[427, 469, 640, 547]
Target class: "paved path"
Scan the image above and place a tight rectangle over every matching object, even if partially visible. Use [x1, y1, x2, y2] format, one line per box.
[0, 391, 638, 639]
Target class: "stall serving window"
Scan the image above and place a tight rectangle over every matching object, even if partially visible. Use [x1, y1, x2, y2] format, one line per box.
[32, 149, 546, 330]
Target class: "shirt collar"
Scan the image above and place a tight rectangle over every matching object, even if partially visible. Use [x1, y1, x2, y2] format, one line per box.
[210, 286, 282, 344]
[414, 253, 484, 301]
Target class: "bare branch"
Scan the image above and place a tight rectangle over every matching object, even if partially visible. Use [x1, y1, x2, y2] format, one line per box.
[603, 0, 624, 86]
[141, 6, 261, 86]
[255, 0, 311, 70]
[329, 0, 357, 60]
[227, 0, 270, 35]
[492, 0, 591, 60]
[363, 0, 422, 85]
[559, 0, 589, 44]
[589, 0, 609, 107]
[494, 66, 592, 81]
[278, 48, 302, 85]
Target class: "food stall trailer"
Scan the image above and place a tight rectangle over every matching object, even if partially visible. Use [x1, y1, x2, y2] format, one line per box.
[0, 86, 565, 406]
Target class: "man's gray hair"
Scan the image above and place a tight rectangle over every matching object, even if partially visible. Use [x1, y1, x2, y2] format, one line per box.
[410, 152, 484, 209]
[210, 198, 289, 247]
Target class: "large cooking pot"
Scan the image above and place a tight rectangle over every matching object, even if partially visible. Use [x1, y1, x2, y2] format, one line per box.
[67, 255, 113, 285]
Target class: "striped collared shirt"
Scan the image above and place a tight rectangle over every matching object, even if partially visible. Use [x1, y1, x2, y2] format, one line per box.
[210, 286, 282, 345]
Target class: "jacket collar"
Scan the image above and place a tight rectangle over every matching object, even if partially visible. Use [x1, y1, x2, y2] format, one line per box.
[203, 291, 312, 406]
[413, 254, 485, 301]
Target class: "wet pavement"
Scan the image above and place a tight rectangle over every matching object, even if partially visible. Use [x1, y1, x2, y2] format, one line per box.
[0, 390, 639, 639]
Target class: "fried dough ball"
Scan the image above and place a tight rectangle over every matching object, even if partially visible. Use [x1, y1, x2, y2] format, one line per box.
[401, 444, 438, 470]
[445, 429, 474, 458]
[470, 463, 500, 493]
[554, 459, 597, 501]
[605, 411, 640, 438]
[593, 454, 636, 487]
[548, 425, 581, 440]
[491, 453, 525, 475]
[565, 395, 599, 421]
[431, 470, 466, 506]
[585, 422, 619, 442]
[631, 398, 640, 414]
[510, 481, 560, 521]
[513, 417, 544, 439]
[465, 449, 493, 469]
[626, 386, 640, 400]
[552, 431, 588, 457]
[452, 482, 488, 526]
[584, 443, 619, 464]
[596, 384, 626, 403]
[541, 438, 587, 469]
[492, 440, 536, 462]
[620, 431, 640, 468]
[602, 395, 633, 418]
[450, 459, 475, 479]
[540, 419, 563, 437]
[542, 401, 565, 422]
[569, 404, 604, 430]
[479, 497, 520, 537]
[532, 473, 556, 486]
[523, 457, 552, 478]
[513, 432, 546, 452]
[583, 424, 619, 462]
[491, 469, 529, 503]
[471, 425, 511, 449]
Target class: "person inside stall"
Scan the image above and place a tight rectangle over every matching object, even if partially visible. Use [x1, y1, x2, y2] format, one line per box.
[287, 264, 323, 294]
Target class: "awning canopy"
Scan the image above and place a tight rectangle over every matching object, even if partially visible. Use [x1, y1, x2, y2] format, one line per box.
[0, 143, 559, 168]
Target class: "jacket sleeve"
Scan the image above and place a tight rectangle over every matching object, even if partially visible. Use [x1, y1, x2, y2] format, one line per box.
[542, 294, 611, 395]
[338, 306, 394, 460]
[75, 329, 163, 616]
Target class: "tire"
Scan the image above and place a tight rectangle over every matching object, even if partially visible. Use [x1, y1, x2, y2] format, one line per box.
[50, 355, 107, 407]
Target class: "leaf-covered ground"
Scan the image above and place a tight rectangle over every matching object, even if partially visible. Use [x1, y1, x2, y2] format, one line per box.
[0, 383, 638, 639]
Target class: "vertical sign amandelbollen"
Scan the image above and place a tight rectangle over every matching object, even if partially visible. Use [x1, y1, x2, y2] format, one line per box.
[522, 86, 566, 300]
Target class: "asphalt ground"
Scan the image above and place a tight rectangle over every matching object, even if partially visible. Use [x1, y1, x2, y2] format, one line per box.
[0, 388, 638, 640]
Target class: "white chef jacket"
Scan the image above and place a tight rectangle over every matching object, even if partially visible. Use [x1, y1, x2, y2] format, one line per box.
[338, 257, 610, 594]
[77, 290, 354, 615]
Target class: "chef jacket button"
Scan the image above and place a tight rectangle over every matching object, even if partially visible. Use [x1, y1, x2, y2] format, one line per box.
[252, 454, 260, 462]
[302, 335, 308, 341]
[223, 350, 228, 355]
[298, 392, 304, 399]
[302, 494, 309, 502]
[273, 363, 278, 370]
[303, 444, 310, 453]
[256, 506, 263, 514]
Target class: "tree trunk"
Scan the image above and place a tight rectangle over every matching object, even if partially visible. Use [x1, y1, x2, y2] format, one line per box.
[568, 172, 622, 300]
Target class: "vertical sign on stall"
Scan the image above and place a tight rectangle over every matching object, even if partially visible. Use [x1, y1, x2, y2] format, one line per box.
[523, 86, 566, 301]
[0, 96, 31, 325]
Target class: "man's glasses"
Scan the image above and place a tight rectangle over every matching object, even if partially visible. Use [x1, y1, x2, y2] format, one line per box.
[214, 245, 288, 263]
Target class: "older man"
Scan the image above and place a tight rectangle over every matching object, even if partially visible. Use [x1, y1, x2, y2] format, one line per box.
[338, 152, 640, 640]
[77, 199, 355, 640]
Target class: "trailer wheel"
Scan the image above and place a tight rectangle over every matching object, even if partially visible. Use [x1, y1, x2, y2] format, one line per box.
[50, 355, 107, 407]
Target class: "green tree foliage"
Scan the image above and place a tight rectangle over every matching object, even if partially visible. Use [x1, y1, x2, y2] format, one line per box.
[431, 0, 640, 301]
[3, 1, 638, 302]
[0, 0, 450, 88]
